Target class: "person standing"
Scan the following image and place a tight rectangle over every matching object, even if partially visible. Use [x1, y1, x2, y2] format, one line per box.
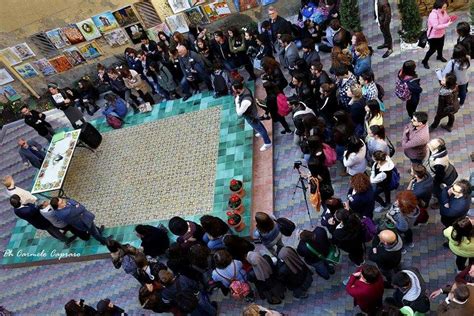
[17, 138, 45, 169]
[345, 264, 385, 314]
[443, 217, 474, 271]
[135, 224, 169, 258]
[346, 173, 375, 219]
[439, 179, 471, 228]
[370, 151, 396, 212]
[387, 268, 430, 313]
[401, 111, 430, 164]
[228, 27, 256, 80]
[441, 45, 470, 106]
[397, 60, 422, 118]
[407, 164, 434, 224]
[455, 22, 473, 59]
[427, 138, 458, 202]
[232, 81, 272, 152]
[3, 175, 37, 204]
[369, 230, 403, 286]
[261, 81, 292, 134]
[430, 73, 459, 132]
[20, 105, 55, 141]
[332, 208, 365, 266]
[421, 0, 454, 69]
[297, 228, 335, 280]
[267, 6, 292, 44]
[177, 45, 213, 101]
[375, 0, 393, 58]
[433, 283, 474, 316]
[48, 83, 86, 129]
[279, 34, 300, 72]
[96, 298, 127, 316]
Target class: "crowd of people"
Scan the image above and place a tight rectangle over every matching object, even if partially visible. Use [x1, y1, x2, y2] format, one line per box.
[3, 0, 474, 315]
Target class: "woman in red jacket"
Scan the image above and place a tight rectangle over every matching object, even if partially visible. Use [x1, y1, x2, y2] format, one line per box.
[346, 264, 385, 315]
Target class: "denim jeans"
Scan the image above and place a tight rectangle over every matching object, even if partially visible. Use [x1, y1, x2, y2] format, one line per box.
[310, 260, 331, 280]
[245, 117, 271, 145]
[180, 64, 213, 96]
[191, 292, 217, 316]
[46, 225, 68, 242]
[88, 223, 107, 244]
[458, 83, 468, 105]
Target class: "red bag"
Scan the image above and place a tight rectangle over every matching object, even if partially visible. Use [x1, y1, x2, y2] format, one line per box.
[215, 261, 251, 300]
[277, 93, 291, 117]
[106, 115, 123, 129]
[322, 143, 337, 167]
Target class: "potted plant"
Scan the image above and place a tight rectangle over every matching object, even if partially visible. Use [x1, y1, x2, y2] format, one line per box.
[398, 0, 422, 50]
[340, 0, 362, 32]
[227, 211, 245, 232]
[228, 194, 244, 214]
[229, 179, 245, 197]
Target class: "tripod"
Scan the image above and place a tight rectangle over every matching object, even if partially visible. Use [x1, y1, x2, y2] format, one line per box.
[292, 163, 312, 224]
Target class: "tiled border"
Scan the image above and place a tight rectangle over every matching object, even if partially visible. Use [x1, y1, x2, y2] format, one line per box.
[2, 90, 254, 266]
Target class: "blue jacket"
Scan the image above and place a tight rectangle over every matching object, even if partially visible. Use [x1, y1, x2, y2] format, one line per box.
[353, 56, 372, 77]
[348, 186, 375, 219]
[411, 175, 434, 207]
[19, 140, 45, 169]
[254, 224, 281, 246]
[55, 199, 95, 231]
[103, 97, 128, 119]
[439, 188, 471, 218]
[14, 203, 51, 230]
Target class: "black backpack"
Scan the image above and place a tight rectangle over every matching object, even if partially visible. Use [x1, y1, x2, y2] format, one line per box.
[276, 217, 296, 237]
[212, 72, 228, 94]
[375, 83, 385, 100]
[175, 277, 199, 313]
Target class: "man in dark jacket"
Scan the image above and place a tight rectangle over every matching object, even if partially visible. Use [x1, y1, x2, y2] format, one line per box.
[279, 34, 300, 71]
[267, 6, 292, 43]
[20, 105, 55, 141]
[10, 195, 70, 244]
[310, 61, 332, 100]
[291, 72, 316, 111]
[369, 230, 403, 286]
[18, 138, 45, 169]
[408, 164, 433, 224]
[297, 228, 334, 280]
[375, 0, 393, 58]
[141, 37, 158, 59]
[387, 267, 430, 313]
[302, 38, 320, 67]
[177, 45, 213, 101]
[211, 31, 236, 72]
[439, 179, 472, 227]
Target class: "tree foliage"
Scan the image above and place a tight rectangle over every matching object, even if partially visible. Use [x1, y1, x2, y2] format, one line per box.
[340, 0, 362, 32]
[399, 0, 423, 43]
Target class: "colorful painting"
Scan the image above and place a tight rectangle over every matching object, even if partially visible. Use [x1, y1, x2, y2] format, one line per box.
[76, 18, 102, 41]
[0, 85, 21, 102]
[259, 0, 277, 5]
[32, 58, 56, 76]
[78, 42, 102, 60]
[124, 23, 147, 44]
[14, 63, 39, 79]
[0, 69, 14, 85]
[417, 0, 469, 16]
[191, 0, 207, 6]
[113, 6, 140, 26]
[203, 2, 231, 22]
[104, 28, 130, 47]
[92, 11, 120, 33]
[11, 43, 35, 60]
[146, 23, 172, 42]
[0, 48, 22, 66]
[234, 0, 259, 11]
[166, 14, 190, 34]
[61, 25, 86, 44]
[48, 55, 74, 73]
[168, 0, 192, 13]
[185, 6, 210, 25]
[63, 47, 87, 66]
[45, 28, 70, 49]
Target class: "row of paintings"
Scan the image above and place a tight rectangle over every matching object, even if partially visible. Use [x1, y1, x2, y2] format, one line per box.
[168, 0, 277, 14]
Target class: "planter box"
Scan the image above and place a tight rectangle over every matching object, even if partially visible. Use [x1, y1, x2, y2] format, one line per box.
[400, 36, 420, 51]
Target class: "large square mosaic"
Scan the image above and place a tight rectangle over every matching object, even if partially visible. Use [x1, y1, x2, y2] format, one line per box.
[3, 90, 254, 266]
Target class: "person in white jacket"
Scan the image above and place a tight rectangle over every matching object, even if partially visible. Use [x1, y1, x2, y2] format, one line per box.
[3, 175, 37, 205]
[370, 150, 395, 212]
[343, 136, 367, 176]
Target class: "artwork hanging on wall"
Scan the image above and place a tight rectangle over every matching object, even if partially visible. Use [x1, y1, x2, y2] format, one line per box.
[0, 69, 15, 85]
[147, 23, 172, 42]
[32, 58, 57, 76]
[166, 13, 190, 34]
[184, 6, 210, 25]
[78, 42, 102, 60]
[202, 2, 231, 22]
[104, 28, 130, 47]
[11, 43, 36, 60]
[113, 6, 140, 26]
[234, 0, 259, 12]
[61, 25, 86, 45]
[14, 63, 39, 79]
[259, 0, 277, 5]
[0, 48, 22, 66]
[63, 47, 87, 66]
[124, 23, 147, 44]
[168, 0, 192, 13]
[76, 18, 102, 41]
[48, 55, 74, 73]
[92, 12, 120, 33]
[45, 28, 71, 49]
[191, 0, 207, 6]
[0, 85, 21, 102]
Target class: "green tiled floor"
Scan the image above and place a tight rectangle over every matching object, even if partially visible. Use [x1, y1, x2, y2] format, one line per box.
[3, 89, 254, 265]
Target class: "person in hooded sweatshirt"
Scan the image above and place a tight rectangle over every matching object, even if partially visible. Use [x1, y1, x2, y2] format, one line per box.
[386, 267, 430, 313]
[369, 230, 403, 286]
[385, 191, 420, 249]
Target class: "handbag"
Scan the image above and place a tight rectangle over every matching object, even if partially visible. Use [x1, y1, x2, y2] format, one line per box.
[305, 242, 341, 265]
[309, 176, 322, 211]
[386, 136, 395, 157]
[418, 14, 436, 48]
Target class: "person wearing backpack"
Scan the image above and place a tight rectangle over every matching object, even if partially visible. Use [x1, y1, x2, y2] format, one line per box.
[210, 62, 231, 98]
[385, 191, 420, 250]
[212, 249, 252, 300]
[253, 212, 284, 256]
[332, 208, 365, 266]
[159, 269, 217, 316]
[441, 44, 470, 106]
[397, 60, 422, 118]
[262, 81, 292, 134]
[307, 135, 334, 201]
[297, 228, 335, 280]
[276, 246, 314, 299]
[370, 151, 396, 213]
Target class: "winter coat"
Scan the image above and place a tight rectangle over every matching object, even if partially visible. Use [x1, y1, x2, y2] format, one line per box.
[439, 187, 470, 219]
[428, 149, 457, 186]
[410, 174, 434, 207]
[348, 187, 375, 219]
[437, 87, 459, 116]
[343, 143, 367, 176]
[401, 123, 429, 161]
[123, 70, 151, 94]
[354, 55, 372, 77]
[369, 233, 403, 271]
[427, 8, 451, 39]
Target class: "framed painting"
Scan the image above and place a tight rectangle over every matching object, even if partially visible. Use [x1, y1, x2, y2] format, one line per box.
[45, 28, 70, 49]
[146, 23, 172, 42]
[0, 48, 22, 66]
[0, 69, 14, 85]
[61, 25, 86, 44]
[76, 18, 102, 41]
[124, 23, 147, 44]
[11, 43, 35, 60]
[78, 42, 102, 60]
[104, 28, 130, 47]
[63, 47, 87, 66]
[184, 6, 210, 25]
[259, 0, 277, 5]
[203, 2, 231, 22]
[32, 58, 57, 76]
[0, 85, 21, 102]
[166, 14, 190, 34]
[191, 0, 207, 6]
[113, 6, 139, 27]
[92, 11, 120, 33]
[14, 63, 39, 79]
[48, 55, 74, 73]
[234, 0, 259, 11]
[168, 0, 191, 13]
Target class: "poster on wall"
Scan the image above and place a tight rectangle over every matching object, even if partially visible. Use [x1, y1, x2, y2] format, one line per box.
[48, 55, 74, 73]
[185, 6, 210, 25]
[0, 85, 21, 102]
[166, 14, 190, 34]
[113, 6, 139, 27]
[0, 69, 14, 85]
[168, 0, 192, 13]
[259, 0, 277, 5]
[63, 47, 87, 66]
[61, 25, 86, 44]
[104, 28, 130, 47]
[147, 23, 172, 42]
[14, 63, 39, 79]
[234, 0, 259, 12]
[78, 42, 102, 60]
[76, 18, 102, 41]
[203, 2, 231, 22]
[92, 11, 120, 33]
[191, 0, 207, 6]
[124, 23, 147, 44]
[32, 58, 57, 76]
[45, 28, 71, 49]
[11, 43, 36, 60]
[0, 48, 22, 66]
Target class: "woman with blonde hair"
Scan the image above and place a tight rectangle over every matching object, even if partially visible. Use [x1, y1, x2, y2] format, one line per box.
[353, 42, 372, 76]
[243, 304, 283, 316]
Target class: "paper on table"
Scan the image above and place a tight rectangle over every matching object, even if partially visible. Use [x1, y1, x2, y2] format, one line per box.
[52, 131, 66, 143]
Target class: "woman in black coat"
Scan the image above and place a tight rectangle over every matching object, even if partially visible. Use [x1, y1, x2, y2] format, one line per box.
[261, 57, 288, 92]
[135, 224, 170, 258]
[223, 234, 255, 262]
[332, 209, 365, 266]
[297, 228, 334, 280]
[307, 135, 334, 201]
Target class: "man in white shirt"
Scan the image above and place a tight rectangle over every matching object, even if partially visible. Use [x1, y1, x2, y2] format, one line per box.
[3, 175, 37, 204]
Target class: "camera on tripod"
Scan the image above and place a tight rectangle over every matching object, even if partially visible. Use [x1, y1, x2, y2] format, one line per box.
[293, 160, 302, 169]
